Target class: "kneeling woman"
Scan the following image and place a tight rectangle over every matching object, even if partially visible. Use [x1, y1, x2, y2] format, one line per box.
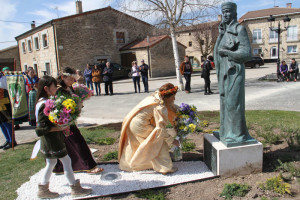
[118, 83, 179, 174]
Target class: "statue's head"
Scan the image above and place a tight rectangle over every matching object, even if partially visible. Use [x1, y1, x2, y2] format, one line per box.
[221, 2, 237, 24]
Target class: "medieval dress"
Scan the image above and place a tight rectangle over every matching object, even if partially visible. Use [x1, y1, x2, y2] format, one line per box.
[213, 19, 254, 146]
[118, 92, 177, 173]
[53, 86, 97, 173]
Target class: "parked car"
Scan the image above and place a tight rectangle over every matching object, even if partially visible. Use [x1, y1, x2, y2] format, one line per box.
[97, 63, 131, 79]
[245, 57, 264, 68]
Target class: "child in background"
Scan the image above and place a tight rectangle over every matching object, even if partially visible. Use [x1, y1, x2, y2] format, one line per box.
[35, 75, 92, 199]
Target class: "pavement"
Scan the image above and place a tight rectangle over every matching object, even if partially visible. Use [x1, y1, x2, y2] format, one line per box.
[1, 63, 300, 149]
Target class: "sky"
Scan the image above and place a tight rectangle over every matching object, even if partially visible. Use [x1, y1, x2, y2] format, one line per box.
[0, 0, 299, 50]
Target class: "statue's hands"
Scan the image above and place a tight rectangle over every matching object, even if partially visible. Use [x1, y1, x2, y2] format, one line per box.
[172, 140, 180, 147]
[219, 49, 229, 56]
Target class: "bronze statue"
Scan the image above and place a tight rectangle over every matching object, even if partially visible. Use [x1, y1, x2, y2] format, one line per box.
[213, 2, 257, 147]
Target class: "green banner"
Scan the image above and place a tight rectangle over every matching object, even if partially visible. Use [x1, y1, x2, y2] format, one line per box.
[6, 74, 28, 119]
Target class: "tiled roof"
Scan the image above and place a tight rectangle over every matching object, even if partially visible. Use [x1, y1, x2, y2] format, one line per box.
[0, 45, 18, 52]
[239, 7, 300, 22]
[120, 35, 186, 51]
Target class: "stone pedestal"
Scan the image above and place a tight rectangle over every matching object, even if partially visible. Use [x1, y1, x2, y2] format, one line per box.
[204, 134, 263, 177]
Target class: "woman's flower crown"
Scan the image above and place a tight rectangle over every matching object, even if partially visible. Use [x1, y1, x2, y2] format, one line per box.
[159, 86, 178, 97]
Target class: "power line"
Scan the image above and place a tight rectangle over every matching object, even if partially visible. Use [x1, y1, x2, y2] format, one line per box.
[0, 20, 42, 24]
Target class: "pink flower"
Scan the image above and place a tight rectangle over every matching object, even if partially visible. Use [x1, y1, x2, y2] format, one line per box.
[62, 118, 70, 124]
[43, 107, 51, 116]
[63, 107, 72, 114]
[45, 99, 55, 109]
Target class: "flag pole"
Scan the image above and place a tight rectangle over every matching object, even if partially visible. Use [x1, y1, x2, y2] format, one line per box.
[12, 59, 16, 150]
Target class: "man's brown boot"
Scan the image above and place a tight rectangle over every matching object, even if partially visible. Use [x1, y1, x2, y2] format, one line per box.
[70, 179, 92, 197]
[37, 183, 59, 199]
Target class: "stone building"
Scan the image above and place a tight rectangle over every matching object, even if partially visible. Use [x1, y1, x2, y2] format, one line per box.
[176, 20, 220, 67]
[0, 45, 21, 71]
[239, 3, 300, 62]
[15, 1, 154, 77]
[120, 35, 186, 77]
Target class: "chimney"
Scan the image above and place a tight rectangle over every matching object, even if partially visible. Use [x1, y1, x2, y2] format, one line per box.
[218, 14, 222, 21]
[31, 21, 36, 29]
[274, 5, 279, 8]
[286, 3, 292, 8]
[76, 0, 83, 14]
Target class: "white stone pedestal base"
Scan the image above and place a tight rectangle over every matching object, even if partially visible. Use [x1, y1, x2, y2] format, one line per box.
[204, 134, 263, 177]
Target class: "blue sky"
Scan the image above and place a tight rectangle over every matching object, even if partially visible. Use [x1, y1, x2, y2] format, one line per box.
[0, 0, 299, 50]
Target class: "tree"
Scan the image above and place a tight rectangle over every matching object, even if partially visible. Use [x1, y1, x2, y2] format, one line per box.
[120, 0, 221, 90]
[193, 21, 219, 61]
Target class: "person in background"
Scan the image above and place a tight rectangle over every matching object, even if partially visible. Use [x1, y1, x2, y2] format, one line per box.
[139, 59, 149, 93]
[84, 64, 93, 91]
[92, 65, 102, 96]
[131, 61, 140, 93]
[180, 56, 193, 93]
[75, 69, 84, 84]
[288, 58, 298, 82]
[280, 60, 289, 82]
[103, 62, 113, 96]
[201, 56, 214, 95]
[0, 82, 17, 150]
[25, 66, 39, 126]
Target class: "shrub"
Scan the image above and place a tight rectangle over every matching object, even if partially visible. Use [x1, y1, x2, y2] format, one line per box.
[258, 176, 291, 195]
[166, 122, 173, 128]
[276, 159, 300, 180]
[200, 120, 209, 127]
[102, 151, 118, 161]
[97, 137, 116, 145]
[220, 183, 250, 200]
[284, 129, 300, 151]
[181, 140, 196, 152]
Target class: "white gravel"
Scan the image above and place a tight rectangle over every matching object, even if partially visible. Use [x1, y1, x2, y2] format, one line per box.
[16, 161, 214, 200]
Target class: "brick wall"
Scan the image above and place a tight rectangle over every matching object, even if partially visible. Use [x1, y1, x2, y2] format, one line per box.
[0, 46, 21, 71]
[55, 9, 154, 73]
[150, 38, 185, 77]
[242, 14, 300, 63]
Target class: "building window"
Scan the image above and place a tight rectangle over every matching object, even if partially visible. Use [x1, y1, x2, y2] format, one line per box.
[27, 39, 32, 52]
[269, 30, 278, 43]
[253, 29, 262, 43]
[189, 41, 192, 47]
[34, 37, 39, 50]
[33, 63, 38, 74]
[116, 32, 125, 44]
[287, 26, 298, 41]
[253, 48, 262, 56]
[270, 47, 278, 58]
[24, 64, 28, 72]
[21, 42, 26, 53]
[45, 62, 51, 75]
[189, 33, 191, 36]
[42, 34, 48, 48]
[287, 45, 297, 54]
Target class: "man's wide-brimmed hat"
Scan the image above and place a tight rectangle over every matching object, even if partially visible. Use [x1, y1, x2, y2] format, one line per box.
[221, 2, 237, 10]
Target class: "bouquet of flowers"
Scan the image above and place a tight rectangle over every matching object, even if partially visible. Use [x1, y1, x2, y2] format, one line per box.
[72, 83, 93, 101]
[43, 94, 81, 136]
[171, 103, 201, 161]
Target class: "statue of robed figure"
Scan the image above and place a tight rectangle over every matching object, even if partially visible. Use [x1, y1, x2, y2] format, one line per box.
[213, 2, 257, 147]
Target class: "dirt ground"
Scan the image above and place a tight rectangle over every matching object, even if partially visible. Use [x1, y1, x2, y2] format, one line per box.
[88, 123, 300, 200]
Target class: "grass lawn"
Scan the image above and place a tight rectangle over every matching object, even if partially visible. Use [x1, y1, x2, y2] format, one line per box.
[1, 110, 299, 200]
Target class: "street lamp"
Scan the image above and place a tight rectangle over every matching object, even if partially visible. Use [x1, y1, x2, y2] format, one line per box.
[267, 15, 291, 78]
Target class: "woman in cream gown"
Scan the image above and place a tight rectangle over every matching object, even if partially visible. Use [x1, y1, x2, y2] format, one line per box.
[118, 83, 179, 174]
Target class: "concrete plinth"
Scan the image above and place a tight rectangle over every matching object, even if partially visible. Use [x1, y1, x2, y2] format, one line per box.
[204, 134, 263, 177]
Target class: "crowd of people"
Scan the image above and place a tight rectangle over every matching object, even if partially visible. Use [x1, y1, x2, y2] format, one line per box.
[279, 58, 299, 82]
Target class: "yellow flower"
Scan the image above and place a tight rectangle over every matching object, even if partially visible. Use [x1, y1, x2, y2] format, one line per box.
[191, 107, 196, 111]
[189, 124, 196, 132]
[184, 127, 188, 131]
[179, 126, 185, 130]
